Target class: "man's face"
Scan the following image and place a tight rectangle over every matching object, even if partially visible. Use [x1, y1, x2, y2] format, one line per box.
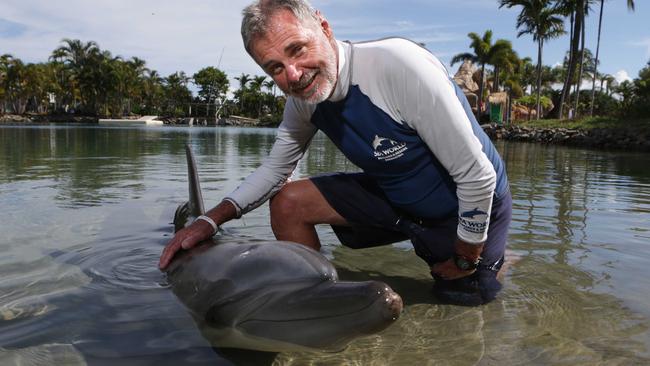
[250, 9, 338, 104]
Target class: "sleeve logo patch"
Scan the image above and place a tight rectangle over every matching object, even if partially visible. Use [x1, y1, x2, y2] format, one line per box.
[459, 208, 488, 234]
[460, 208, 487, 219]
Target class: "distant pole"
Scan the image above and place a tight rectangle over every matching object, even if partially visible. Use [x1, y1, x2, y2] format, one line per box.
[217, 47, 225, 69]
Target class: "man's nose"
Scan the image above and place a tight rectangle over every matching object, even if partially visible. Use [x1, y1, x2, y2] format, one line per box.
[285, 64, 302, 83]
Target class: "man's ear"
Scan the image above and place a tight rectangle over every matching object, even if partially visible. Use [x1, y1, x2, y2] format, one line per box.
[315, 10, 333, 39]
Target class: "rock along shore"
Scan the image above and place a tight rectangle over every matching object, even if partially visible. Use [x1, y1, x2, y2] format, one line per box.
[482, 124, 650, 152]
[0, 114, 98, 124]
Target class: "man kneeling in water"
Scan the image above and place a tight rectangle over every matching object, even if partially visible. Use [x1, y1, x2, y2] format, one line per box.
[159, 0, 512, 306]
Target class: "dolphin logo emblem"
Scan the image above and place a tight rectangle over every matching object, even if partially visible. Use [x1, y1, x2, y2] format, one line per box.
[372, 135, 398, 151]
[460, 208, 487, 219]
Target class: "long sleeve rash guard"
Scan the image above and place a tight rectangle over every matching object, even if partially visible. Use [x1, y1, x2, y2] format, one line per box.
[225, 38, 509, 244]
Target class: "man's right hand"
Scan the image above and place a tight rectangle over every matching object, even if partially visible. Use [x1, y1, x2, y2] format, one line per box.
[158, 220, 214, 270]
[158, 201, 237, 270]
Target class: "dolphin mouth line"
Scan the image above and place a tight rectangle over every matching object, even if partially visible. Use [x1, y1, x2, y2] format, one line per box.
[237, 296, 395, 326]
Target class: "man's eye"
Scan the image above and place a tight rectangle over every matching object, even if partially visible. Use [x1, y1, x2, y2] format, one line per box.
[295, 46, 306, 56]
[271, 65, 283, 75]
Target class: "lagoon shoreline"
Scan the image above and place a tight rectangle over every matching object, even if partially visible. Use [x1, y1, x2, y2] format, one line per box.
[2, 113, 650, 152]
[482, 124, 650, 152]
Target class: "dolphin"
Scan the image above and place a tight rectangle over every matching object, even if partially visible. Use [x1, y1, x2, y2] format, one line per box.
[165, 145, 403, 352]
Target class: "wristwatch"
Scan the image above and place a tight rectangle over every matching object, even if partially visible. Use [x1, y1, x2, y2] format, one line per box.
[453, 253, 482, 271]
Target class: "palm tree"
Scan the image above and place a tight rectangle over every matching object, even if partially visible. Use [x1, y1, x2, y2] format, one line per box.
[489, 40, 519, 92]
[51, 39, 99, 70]
[560, 48, 597, 109]
[451, 30, 512, 117]
[263, 79, 276, 96]
[50, 39, 104, 114]
[614, 79, 635, 110]
[249, 75, 266, 92]
[500, 0, 564, 119]
[4, 57, 29, 114]
[123, 57, 148, 115]
[234, 73, 251, 111]
[515, 56, 536, 94]
[51, 39, 99, 111]
[555, 0, 591, 119]
[249, 75, 267, 117]
[602, 74, 616, 95]
[235, 73, 251, 91]
[143, 69, 163, 114]
[589, 0, 635, 116]
[163, 72, 192, 117]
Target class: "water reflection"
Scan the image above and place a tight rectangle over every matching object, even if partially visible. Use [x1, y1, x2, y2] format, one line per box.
[0, 126, 649, 364]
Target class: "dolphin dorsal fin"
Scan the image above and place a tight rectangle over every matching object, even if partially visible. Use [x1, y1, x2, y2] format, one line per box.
[185, 144, 206, 217]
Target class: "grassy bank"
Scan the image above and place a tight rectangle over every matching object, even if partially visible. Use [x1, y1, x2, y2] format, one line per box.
[514, 117, 650, 131]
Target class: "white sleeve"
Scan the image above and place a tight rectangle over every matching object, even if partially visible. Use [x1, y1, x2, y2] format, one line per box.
[384, 41, 496, 243]
[224, 98, 317, 217]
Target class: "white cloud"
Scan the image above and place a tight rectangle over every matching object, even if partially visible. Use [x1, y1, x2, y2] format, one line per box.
[614, 69, 632, 83]
[0, 0, 262, 89]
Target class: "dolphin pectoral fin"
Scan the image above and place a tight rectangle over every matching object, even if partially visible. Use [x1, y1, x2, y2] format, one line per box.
[173, 201, 191, 232]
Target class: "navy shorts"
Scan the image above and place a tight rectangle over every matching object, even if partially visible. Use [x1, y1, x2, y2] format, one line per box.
[310, 172, 512, 306]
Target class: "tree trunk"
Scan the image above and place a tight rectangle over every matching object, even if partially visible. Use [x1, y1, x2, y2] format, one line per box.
[557, 3, 584, 119]
[493, 66, 500, 92]
[478, 63, 485, 119]
[14, 98, 27, 115]
[590, 0, 604, 116]
[574, 10, 587, 119]
[536, 40, 543, 120]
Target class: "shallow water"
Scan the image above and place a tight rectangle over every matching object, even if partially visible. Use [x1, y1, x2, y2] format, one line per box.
[1, 125, 649, 365]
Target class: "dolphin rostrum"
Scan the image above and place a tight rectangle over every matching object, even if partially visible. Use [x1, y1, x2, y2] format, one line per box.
[165, 145, 403, 352]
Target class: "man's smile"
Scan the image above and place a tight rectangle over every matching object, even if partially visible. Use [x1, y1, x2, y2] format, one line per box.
[291, 70, 319, 95]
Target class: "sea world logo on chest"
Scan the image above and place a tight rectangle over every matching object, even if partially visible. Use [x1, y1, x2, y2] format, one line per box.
[372, 135, 408, 162]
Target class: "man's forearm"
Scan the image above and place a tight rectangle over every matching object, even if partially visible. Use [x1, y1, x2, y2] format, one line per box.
[204, 200, 238, 226]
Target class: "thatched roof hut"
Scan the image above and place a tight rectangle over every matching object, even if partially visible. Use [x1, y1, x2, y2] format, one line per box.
[488, 92, 508, 106]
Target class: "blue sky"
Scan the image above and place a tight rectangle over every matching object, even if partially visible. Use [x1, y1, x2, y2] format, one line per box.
[1, 0, 648, 91]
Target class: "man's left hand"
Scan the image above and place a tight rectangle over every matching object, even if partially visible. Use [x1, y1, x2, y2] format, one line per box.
[430, 238, 485, 280]
[430, 258, 475, 280]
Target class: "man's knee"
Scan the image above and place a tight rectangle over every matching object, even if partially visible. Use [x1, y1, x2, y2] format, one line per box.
[270, 182, 307, 222]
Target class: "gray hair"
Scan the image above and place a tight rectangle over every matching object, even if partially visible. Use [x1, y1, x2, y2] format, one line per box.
[241, 0, 319, 56]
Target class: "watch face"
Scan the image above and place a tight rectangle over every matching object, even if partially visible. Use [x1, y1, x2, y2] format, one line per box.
[456, 257, 472, 270]
[454, 255, 480, 271]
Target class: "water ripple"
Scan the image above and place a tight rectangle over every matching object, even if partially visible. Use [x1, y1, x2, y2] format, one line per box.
[53, 237, 169, 292]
